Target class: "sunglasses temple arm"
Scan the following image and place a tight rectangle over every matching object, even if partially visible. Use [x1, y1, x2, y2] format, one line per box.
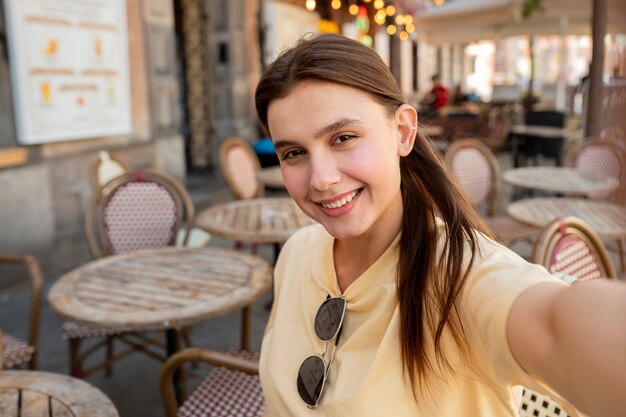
[325, 343, 338, 379]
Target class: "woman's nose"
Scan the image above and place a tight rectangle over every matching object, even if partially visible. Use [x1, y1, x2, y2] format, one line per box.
[308, 153, 341, 191]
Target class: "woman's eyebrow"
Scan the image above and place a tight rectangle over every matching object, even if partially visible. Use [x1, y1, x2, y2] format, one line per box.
[313, 118, 363, 139]
[273, 118, 364, 151]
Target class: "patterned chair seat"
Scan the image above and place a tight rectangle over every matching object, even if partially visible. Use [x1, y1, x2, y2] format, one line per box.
[62, 321, 127, 339]
[3, 333, 35, 369]
[162, 349, 265, 417]
[519, 388, 571, 417]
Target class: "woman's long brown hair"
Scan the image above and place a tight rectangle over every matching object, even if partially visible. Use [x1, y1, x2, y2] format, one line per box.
[255, 33, 491, 394]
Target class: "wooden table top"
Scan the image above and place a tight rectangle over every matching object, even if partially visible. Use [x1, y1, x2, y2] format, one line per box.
[256, 166, 284, 188]
[502, 167, 619, 195]
[507, 197, 626, 240]
[0, 370, 118, 417]
[48, 247, 272, 332]
[195, 197, 315, 244]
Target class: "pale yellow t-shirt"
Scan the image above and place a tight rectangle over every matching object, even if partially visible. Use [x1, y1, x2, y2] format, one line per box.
[260, 223, 576, 416]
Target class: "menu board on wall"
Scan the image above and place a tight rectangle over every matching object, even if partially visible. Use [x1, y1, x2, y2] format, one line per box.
[3, 0, 131, 144]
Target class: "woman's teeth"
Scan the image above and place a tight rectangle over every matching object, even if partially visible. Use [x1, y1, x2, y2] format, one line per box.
[321, 190, 359, 209]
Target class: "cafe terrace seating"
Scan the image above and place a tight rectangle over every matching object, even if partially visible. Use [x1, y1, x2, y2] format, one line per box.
[160, 347, 263, 417]
[564, 138, 626, 271]
[531, 216, 618, 281]
[444, 139, 540, 246]
[0, 254, 43, 369]
[63, 169, 196, 378]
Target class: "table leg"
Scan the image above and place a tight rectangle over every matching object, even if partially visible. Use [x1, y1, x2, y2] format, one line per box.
[165, 329, 184, 404]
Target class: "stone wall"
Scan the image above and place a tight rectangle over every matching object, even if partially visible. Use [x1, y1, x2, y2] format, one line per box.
[0, 0, 185, 287]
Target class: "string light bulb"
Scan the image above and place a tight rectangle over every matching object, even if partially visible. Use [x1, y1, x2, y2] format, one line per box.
[399, 31, 409, 40]
[331, 0, 341, 10]
[305, 0, 316, 11]
[386, 24, 396, 35]
[385, 5, 395, 16]
[349, 4, 359, 15]
[373, 0, 384, 9]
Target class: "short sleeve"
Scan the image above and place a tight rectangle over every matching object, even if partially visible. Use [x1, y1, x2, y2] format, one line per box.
[460, 237, 565, 386]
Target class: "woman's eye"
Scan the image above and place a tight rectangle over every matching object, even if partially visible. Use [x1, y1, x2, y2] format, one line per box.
[281, 149, 305, 160]
[333, 134, 356, 145]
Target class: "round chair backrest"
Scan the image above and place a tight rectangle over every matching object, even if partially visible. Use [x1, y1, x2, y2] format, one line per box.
[446, 140, 494, 210]
[220, 138, 261, 200]
[548, 234, 603, 281]
[101, 173, 181, 255]
[533, 216, 617, 282]
[574, 141, 623, 201]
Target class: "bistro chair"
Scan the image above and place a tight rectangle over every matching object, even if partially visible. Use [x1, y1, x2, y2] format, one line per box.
[0, 254, 43, 370]
[532, 216, 618, 281]
[444, 139, 541, 247]
[64, 169, 196, 378]
[219, 137, 263, 200]
[89, 150, 129, 193]
[564, 138, 626, 272]
[160, 347, 264, 417]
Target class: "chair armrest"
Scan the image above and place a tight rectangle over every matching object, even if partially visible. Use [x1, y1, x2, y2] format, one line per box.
[159, 347, 259, 417]
[0, 254, 43, 350]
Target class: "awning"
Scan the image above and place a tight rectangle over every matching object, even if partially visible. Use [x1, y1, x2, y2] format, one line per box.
[414, 0, 626, 44]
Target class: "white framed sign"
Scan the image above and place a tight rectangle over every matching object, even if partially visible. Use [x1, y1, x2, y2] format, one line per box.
[3, 0, 132, 144]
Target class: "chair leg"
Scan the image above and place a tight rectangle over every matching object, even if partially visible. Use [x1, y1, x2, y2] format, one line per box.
[241, 306, 251, 351]
[29, 351, 38, 370]
[69, 338, 85, 378]
[106, 336, 113, 375]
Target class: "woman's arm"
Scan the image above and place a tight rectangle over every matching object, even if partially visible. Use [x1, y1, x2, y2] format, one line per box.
[507, 280, 626, 417]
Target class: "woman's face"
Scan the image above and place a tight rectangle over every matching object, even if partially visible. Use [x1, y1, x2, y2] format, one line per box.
[267, 81, 415, 242]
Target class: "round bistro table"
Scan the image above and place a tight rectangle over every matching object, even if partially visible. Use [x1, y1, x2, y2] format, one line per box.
[502, 166, 619, 196]
[0, 370, 119, 417]
[507, 197, 626, 241]
[195, 197, 315, 245]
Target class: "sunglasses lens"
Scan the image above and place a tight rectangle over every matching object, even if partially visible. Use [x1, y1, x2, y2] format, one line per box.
[314, 297, 346, 341]
[297, 355, 326, 407]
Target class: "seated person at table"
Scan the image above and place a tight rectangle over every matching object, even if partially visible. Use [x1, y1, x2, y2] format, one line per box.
[424, 73, 449, 111]
[254, 33, 626, 417]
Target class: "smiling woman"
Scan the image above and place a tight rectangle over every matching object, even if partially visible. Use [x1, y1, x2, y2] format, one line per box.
[253, 33, 626, 417]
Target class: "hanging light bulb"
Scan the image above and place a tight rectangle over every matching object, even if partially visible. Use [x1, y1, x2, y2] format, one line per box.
[399, 31, 409, 41]
[331, 0, 341, 10]
[374, 9, 386, 25]
[305, 0, 316, 11]
[404, 15, 413, 25]
[406, 23, 415, 33]
[395, 14, 405, 25]
[349, 4, 359, 15]
[385, 5, 395, 16]
[373, 0, 384, 10]
[386, 24, 397, 35]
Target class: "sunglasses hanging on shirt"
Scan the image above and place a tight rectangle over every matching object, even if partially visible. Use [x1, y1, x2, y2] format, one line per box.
[296, 295, 347, 409]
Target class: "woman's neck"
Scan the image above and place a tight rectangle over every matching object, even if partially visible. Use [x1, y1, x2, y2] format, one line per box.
[333, 221, 401, 293]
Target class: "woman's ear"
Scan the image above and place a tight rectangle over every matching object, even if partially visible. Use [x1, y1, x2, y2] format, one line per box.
[395, 104, 418, 157]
